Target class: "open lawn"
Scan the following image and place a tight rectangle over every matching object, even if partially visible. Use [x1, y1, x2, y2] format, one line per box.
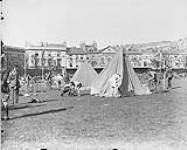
[1, 78, 187, 150]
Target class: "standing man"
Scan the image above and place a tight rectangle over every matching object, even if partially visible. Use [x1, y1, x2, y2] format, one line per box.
[25, 73, 31, 96]
[7, 65, 20, 104]
[46, 71, 52, 90]
[1, 69, 10, 120]
[167, 69, 173, 89]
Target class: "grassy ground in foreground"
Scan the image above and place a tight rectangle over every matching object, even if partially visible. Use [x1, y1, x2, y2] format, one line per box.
[1, 78, 187, 150]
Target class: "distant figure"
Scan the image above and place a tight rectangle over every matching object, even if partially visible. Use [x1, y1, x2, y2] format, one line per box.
[7, 65, 21, 104]
[26, 73, 31, 93]
[62, 66, 67, 76]
[148, 70, 160, 92]
[53, 74, 64, 89]
[63, 73, 70, 84]
[167, 69, 173, 89]
[46, 71, 52, 90]
[147, 70, 154, 90]
[1, 69, 10, 120]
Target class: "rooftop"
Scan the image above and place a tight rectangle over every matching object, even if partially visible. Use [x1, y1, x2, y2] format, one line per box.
[25, 42, 67, 51]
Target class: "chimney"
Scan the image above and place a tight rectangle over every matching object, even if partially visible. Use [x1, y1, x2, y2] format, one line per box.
[80, 41, 86, 51]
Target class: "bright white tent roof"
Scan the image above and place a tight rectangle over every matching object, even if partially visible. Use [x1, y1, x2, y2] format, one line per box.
[71, 62, 99, 87]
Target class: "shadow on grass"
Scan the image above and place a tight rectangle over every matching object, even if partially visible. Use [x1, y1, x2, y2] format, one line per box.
[28, 98, 58, 103]
[9, 104, 46, 110]
[172, 86, 182, 90]
[43, 99, 60, 103]
[10, 106, 74, 120]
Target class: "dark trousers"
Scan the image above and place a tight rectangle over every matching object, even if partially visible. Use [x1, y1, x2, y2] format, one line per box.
[167, 78, 172, 89]
[1, 93, 9, 119]
[61, 86, 70, 96]
[61, 87, 77, 96]
[10, 88, 19, 104]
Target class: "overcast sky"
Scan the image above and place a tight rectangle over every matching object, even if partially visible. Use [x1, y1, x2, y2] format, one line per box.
[1, 0, 187, 48]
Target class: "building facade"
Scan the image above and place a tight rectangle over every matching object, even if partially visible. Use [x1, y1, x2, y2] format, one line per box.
[2, 40, 186, 77]
[65, 42, 187, 70]
[25, 42, 67, 70]
[1, 45, 25, 75]
[66, 45, 116, 69]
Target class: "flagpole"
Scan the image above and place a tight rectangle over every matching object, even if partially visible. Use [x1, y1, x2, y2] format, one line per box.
[24, 53, 27, 77]
[42, 49, 44, 81]
[42, 64, 44, 80]
[160, 50, 162, 74]
[159, 50, 163, 91]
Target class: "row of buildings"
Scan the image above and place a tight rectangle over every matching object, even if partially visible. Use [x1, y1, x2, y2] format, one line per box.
[1, 40, 187, 75]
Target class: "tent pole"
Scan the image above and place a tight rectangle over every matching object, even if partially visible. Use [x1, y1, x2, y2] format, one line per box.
[159, 50, 162, 91]
[24, 53, 27, 77]
[160, 50, 162, 74]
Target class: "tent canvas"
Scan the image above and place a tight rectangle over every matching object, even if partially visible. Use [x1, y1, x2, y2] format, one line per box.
[71, 62, 99, 87]
[91, 47, 148, 97]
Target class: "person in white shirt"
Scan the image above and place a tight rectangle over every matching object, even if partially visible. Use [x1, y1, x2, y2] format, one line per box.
[109, 74, 121, 97]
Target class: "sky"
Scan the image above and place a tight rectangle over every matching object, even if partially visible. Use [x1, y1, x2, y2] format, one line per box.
[1, 0, 187, 48]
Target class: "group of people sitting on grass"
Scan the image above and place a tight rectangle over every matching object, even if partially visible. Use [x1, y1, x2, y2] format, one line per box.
[60, 81, 83, 96]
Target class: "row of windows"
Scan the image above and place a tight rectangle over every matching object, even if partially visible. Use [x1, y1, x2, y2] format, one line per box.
[28, 52, 65, 57]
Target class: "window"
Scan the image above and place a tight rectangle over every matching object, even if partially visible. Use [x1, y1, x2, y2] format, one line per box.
[144, 62, 147, 67]
[91, 61, 97, 67]
[57, 53, 60, 57]
[101, 57, 105, 64]
[70, 63, 73, 68]
[107, 57, 111, 62]
[57, 59, 62, 67]
[76, 56, 78, 61]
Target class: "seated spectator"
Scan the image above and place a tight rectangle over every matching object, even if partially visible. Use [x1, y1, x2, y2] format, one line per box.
[61, 81, 82, 96]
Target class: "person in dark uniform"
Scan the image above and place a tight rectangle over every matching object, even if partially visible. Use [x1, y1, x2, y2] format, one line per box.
[167, 69, 173, 89]
[1, 69, 10, 120]
[46, 71, 52, 90]
[7, 65, 20, 104]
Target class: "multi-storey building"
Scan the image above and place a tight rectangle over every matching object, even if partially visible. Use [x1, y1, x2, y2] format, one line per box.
[66, 42, 187, 71]
[2, 40, 186, 77]
[25, 42, 67, 72]
[1, 45, 25, 75]
[66, 44, 116, 70]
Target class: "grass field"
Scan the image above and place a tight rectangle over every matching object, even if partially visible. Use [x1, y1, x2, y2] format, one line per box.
[1, 78, 187, 150]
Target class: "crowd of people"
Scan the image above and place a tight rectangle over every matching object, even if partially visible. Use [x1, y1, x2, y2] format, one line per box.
[0, 63, 183, 121]
[1, 65, 73, 120]
[146, 68, 174, 93]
